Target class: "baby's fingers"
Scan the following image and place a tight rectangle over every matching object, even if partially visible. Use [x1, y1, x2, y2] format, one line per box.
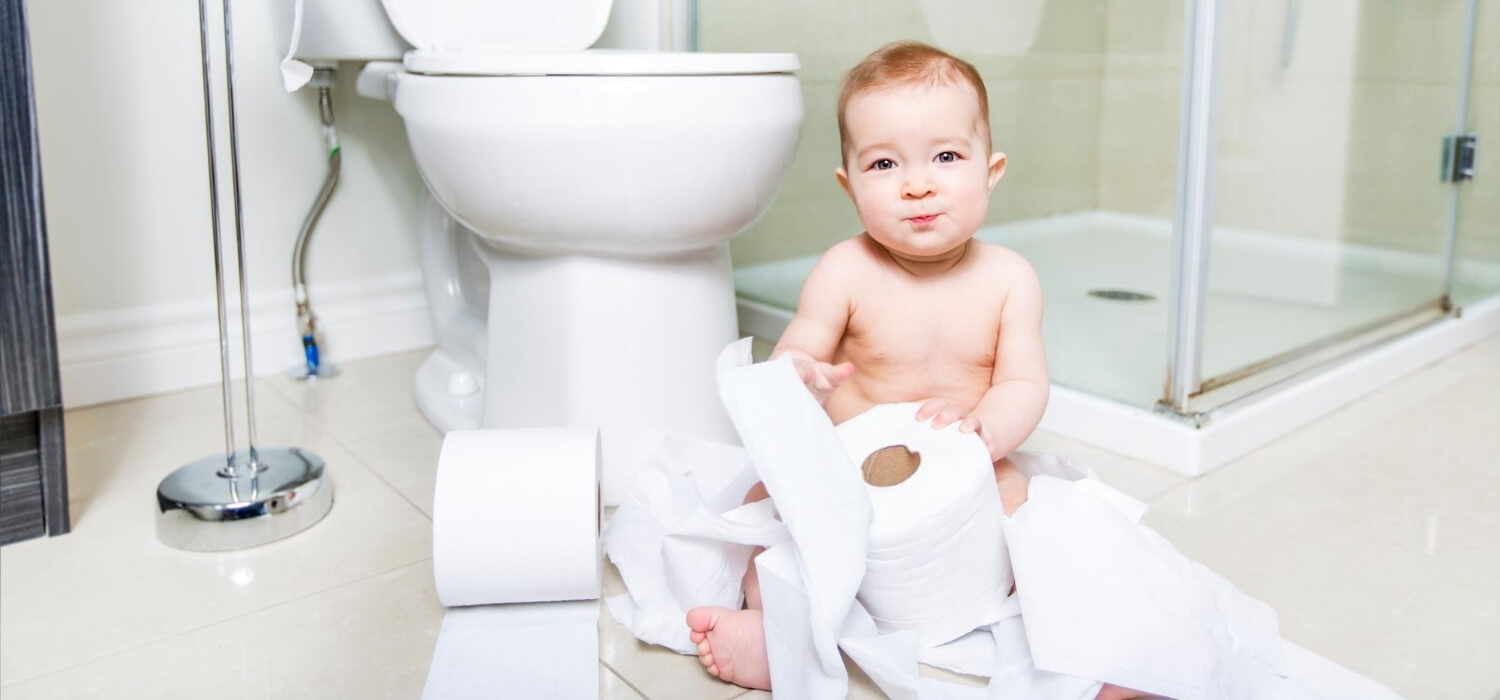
[958, 415, 981, 434]
[931, 405, 966, 429]
[915, 398, 949, 421]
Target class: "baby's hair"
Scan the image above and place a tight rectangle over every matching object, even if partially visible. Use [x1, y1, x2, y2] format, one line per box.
[837, 41, 991, 162]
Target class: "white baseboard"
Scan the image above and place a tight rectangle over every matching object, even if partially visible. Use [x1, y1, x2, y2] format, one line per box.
[56, 273, 434, 407]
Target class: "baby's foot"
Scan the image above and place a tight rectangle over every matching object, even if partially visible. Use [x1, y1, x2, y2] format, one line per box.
[685, 607, 772, 690]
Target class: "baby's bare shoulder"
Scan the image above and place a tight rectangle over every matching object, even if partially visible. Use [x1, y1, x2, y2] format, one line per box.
[812, 235, 886, 280]
[969, 242, 1039, 287]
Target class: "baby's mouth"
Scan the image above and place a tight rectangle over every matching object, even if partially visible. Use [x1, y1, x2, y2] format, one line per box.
[907, 214, 940, 225]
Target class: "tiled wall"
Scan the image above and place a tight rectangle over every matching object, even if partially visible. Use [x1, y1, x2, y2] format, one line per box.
[1342, 0, 1497, 264]
[720, 0, 1497, 270]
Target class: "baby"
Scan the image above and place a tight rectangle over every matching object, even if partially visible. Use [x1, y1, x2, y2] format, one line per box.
[685, 42, 1140, 699]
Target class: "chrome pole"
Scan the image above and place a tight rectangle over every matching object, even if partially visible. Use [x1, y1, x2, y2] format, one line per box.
[156, 0, 333, 551]
[1439, 0, 1479, 306]
[194, 0, 239, 470]
[221, 0, 260, 473]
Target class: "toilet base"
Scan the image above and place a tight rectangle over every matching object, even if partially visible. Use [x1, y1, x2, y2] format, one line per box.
[414, 348, 484, 433]
[473, 243, 743, 505]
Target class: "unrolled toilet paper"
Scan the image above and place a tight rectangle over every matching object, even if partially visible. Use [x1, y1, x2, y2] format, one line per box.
[279, 0, 315, 92]
[836, 403, 1016, 647]
[423, 428, 603, 700]
[605, 339, 1406, 700]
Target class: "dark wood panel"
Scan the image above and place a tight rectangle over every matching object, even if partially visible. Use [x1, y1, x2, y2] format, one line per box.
[1, 0, 68, 544]
[0, 411, 46, 545]
[1, 0, 61, 415]
[38, 406, 67, 535]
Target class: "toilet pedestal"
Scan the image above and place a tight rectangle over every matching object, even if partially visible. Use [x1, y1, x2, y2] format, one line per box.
[473, 242, 741, 504]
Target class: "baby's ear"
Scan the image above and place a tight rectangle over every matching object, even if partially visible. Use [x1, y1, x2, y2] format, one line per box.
[987, 153, 1008, 191]
[834, 167, 854, 200]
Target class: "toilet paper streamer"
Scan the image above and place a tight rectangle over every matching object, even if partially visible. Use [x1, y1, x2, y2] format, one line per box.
[280, 0, 315, 92]
[836, 403, 1015, 647]
[423, 428, 603, 699]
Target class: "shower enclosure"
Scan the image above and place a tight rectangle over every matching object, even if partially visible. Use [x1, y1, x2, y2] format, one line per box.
[704, 0, 1497, 473]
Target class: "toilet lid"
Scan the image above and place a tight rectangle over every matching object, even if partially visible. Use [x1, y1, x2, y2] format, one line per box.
[404, 48, 800, 76]
[380, 0, 614, 52]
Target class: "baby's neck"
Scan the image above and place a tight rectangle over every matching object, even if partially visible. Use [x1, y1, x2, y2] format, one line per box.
[877, 239, 973, 277]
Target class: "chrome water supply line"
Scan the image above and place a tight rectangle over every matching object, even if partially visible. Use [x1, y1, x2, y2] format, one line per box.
[291, 66, 341, 380]
[155, 0, 333, 551]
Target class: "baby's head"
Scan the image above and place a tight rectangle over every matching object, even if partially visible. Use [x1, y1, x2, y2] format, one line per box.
[835, 42, 1006, 263]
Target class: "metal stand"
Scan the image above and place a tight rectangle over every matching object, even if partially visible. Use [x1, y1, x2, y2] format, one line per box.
[156, 0, 333, 551]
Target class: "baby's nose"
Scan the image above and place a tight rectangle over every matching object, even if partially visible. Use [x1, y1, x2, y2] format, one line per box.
[901, 175, 935, 198]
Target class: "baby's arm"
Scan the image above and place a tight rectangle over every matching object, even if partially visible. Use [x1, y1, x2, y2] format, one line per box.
[963, 254, 1049, 461]
[773, 244, 857, 403]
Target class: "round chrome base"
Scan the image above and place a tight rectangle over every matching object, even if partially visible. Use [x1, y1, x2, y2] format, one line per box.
[156, 446, 334, 551]
[288, 363, 341, 381]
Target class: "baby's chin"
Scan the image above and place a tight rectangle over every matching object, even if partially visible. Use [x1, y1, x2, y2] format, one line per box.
[874, 235, 972, 264]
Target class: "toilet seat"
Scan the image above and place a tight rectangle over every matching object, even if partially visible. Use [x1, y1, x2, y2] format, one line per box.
[404, 48, 800, 77]
[380, 0, 615, 54]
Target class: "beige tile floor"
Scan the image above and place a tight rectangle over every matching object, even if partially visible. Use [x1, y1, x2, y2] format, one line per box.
[1, 335, 1496, 699]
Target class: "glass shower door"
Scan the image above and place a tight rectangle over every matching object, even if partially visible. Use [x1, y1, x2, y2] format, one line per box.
[1186, 0, 1481, 406]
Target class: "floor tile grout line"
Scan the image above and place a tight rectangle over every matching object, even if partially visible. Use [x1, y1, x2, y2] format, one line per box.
[265, 370, 438, 518]
[600, 659, 651, 699]
[263, 384, 436, 523]
[315, 423, 435, 522]
[0, 558, 434, 690]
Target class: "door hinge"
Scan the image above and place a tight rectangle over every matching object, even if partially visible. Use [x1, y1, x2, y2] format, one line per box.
[1442, 133, 1478, 182]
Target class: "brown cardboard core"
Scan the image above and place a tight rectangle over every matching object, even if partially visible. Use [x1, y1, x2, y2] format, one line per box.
[861, 445, 920, 487]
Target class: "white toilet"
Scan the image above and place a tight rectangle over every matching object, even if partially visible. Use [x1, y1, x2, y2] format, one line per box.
[281, 0, 803, 504]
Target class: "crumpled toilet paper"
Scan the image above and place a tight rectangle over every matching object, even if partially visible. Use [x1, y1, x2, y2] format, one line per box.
[604, 338, 1404, 700]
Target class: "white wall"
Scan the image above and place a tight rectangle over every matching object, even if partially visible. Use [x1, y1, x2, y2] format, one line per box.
[29, 1, 433, 406]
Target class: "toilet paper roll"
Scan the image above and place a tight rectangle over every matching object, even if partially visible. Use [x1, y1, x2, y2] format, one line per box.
[432, 428, 602, 607]
[836, 403, 1015, 646]
[425, 428, 603, 699]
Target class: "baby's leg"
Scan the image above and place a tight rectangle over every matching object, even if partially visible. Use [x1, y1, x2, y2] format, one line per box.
[685, 481, 773, 690]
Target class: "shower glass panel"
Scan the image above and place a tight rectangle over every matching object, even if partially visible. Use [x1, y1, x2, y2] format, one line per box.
[704, 1, 1188, 409]
[1452, 0, 1498, 309]
[1195, 1, 1481, 395]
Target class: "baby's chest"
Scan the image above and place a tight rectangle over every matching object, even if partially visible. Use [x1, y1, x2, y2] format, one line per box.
[844, 305, 1001, 369]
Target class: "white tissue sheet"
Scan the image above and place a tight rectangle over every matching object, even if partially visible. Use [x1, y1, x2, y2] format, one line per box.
[424, 428, 604, 699]
[603, 338, 1404, 699]
[422, 602, 599, 700]
[279, 0, 314, 92]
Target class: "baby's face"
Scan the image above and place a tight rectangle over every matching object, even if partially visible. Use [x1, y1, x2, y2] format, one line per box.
[837, 82, 1005, 263]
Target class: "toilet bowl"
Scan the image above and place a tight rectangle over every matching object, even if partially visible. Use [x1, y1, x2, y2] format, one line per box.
[283, 0, 803, 504]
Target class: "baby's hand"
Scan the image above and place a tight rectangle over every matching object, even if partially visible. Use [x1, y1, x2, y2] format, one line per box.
[788, 356, 854, 404]
[917, 400, 1001, 460]
[915, 398, 970, 430]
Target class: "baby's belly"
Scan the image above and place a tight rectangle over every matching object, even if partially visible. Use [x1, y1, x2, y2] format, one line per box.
[824, 373, 988, 426]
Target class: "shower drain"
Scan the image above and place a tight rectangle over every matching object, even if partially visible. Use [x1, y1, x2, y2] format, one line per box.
[1087, 288, 1156, 302]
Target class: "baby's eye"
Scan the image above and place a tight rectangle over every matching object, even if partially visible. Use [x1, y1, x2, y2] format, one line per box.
[935, 151, 959, 163]
[870, 158, 896, 171]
